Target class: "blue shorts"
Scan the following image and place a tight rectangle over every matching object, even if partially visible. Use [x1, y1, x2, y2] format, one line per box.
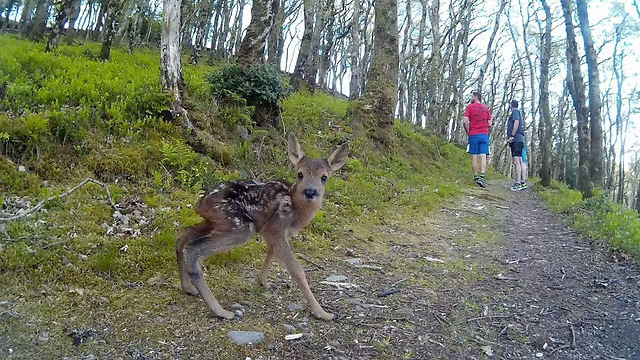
[467, 134, 490, 155]
[522, 146, 527, 163]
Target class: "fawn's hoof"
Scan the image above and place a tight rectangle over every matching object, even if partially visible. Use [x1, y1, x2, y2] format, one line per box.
[182, 285, 199, 296]
[314, 311, 337, 321]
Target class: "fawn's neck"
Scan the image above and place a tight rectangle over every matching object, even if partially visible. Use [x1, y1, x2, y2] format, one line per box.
[290, 190, 322, 232]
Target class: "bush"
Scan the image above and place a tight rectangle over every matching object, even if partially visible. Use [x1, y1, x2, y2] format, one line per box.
[207, 63, 292, 126]
[537, 181, 640, 259]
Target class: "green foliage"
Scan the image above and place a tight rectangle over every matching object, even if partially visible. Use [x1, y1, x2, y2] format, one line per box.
[537, 181, 640, 259]
[207, 63, 292, 110]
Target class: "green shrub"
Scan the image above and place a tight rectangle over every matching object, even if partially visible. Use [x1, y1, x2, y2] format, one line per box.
[537, 181, 640, 259]
[207, 63, 292, 112]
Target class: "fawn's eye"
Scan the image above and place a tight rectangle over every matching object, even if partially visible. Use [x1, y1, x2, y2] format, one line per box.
[321, 175, 328, 183]
[297, 172, 304, 180]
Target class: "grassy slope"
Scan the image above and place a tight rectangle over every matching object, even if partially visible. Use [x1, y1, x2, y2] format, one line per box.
[0, 35, 498, 357]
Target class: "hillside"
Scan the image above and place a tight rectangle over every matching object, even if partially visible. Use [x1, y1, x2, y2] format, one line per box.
[2, 35, 639, 359]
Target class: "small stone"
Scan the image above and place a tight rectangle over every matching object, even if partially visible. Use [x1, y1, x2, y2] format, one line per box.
[78, 253, 88, 260]
[18, 165, 26, 172]
[267, 343, 277, 351]
[62, 256, 70, 266]
[36, 333, 49, 345]
[83, 354, 97, 360]
[283, 324, 296, 333]
[536, 353, 544, 358]
[325, 275, 348, 282]
[345, 258, 362, 265]
[227, 331, 264, 346]
[288, 303, 302, 311]
[95, 296, 108, 305]
[239, 301, 252, 307]
[231, 303, 244, 309]
[236, 125, 250, 141]
[26, 247, 36, 254]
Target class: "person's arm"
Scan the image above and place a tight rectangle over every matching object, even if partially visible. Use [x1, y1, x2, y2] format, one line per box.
[509, 110, 521, 141]
[463, 116, 470, 135]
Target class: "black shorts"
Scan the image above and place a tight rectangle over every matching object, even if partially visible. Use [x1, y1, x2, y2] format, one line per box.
[510, 142, 524, 157]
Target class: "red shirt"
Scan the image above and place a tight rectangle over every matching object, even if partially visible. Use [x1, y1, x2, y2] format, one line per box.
[464, 102, 491, 136]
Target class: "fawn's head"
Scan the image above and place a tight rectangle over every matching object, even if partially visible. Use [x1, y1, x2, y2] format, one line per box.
[287, 133, 349, 203]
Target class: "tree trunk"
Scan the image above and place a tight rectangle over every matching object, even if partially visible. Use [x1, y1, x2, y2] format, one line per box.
[29, 0, 49, 40]
[476, 0, 506, 91]
[45, 0, 75, 52]
[349, 0, 360, 99]
[576, 0, 604, 189]
[292, 0, 314, 89]
[266, 0, 284, 66]
[635, 177, 640, 213]
[64, 0, 82, 44]
[18, 0, 36, 33]
[190, 0, 214, 65]
[539, 0, 552, 187]
[562, 0, 592, 198]
[100, 0, 121, 60]
[236, 0, 275, 65]
[350, 0, 398, 146]
[161, 0, 194, 132]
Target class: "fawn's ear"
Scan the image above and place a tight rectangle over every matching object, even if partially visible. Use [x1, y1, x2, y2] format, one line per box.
[327, 143, 349, 172]
[287, 133, 305, 166]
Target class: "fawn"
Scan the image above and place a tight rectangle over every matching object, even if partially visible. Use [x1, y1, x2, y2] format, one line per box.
[176, 133, 349, 321]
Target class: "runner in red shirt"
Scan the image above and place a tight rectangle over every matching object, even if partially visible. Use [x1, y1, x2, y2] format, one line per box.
[462, 91, 492, 187]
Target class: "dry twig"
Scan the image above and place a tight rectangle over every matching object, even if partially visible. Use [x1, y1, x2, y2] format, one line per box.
[0, 178, 118, 223]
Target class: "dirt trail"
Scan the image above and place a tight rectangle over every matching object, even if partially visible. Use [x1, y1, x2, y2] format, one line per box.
[2, 181, 639, 359]
[456, 181, 640, 359]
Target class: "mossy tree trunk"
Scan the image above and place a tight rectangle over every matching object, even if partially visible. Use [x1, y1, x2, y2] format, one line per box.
[350, 0, 398, 146]
[45, 0, 75, 52]
[562, 0, 592, 198]
[99, 0, 121, 61]
[539, 0, 552, 187]
[576, 0, 604, 189]
[161, 0, 195, 132]
[63, 0, 82, 44]
[236, 0, 276, 66]
[292, 0, 314, 90]
[29, 0, 50, 40]
[348, 0, 361, 99]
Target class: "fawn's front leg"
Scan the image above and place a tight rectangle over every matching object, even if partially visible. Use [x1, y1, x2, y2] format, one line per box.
[273, 238, 336, 321]
[258, 243, 274, 288]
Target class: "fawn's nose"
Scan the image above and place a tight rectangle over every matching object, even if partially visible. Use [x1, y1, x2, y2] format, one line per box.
[303, 188, 318, 199]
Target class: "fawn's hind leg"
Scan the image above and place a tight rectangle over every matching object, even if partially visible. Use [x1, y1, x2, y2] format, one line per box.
[176, 222, 211, 295]
[183, 225, 253, 320]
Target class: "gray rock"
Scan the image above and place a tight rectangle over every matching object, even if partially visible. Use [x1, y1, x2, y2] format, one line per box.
[227, 331, 264, 345]
[36, 333, 49, 345]
[231, 303, 244, 309]
[325, 275, 348, 282]
[95, 296, 108, 305]
[345, 258, 362, 265]
[288, 303, 302, 311]
[235, 125, 250, 141]
[283, 324, 296, 333]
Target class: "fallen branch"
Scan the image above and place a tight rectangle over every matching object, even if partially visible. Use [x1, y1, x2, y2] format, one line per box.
[466, 315, 512, 322]
[353, 264, 383, 271]
[0, 178, 118, 223]
[320, 281, 358, 289]
[296, 253, 325, 270]
[549, 344, 571, 355]
[391, 278, 408, 287]
[377, 289, 400, 297]
[570, 324, 576, 349]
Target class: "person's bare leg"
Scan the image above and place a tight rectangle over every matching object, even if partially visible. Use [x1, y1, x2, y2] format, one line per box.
[471, 155, 479, 177]
[479, 154, 487, 174]
[513, 157, 522, 183]
[522, 162, 528, 183]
